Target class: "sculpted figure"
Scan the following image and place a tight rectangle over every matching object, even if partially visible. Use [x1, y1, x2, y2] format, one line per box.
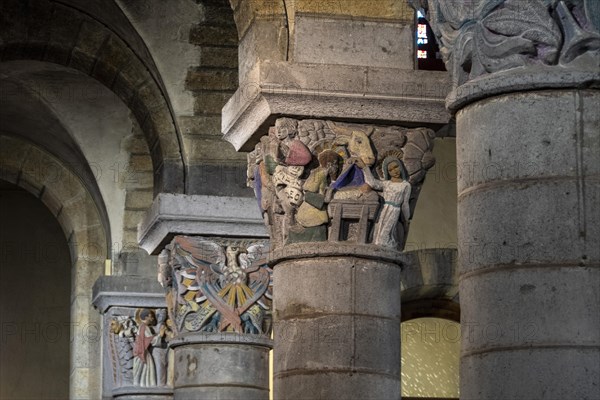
[132, 309, 164, 387]
[360, 157, 412, 248]
[296, 150, 340, 228]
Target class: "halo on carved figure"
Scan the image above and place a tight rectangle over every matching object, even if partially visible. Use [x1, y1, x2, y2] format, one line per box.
[376, 150, 405, 179]
[382, 156, 409, 181]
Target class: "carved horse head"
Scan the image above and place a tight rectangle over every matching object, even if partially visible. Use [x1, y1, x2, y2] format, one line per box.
[334, 128, 375, 167]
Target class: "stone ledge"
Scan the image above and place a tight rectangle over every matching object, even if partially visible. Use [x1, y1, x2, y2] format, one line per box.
[447, 66, 600, 112]
[138, 193, 267, 255]
[222, 60, 452, 151]
[92, 276, 165, 313]
[112, 386, 173, 399]
[269, 242, 409, 266]
[169, 332, 273, 349]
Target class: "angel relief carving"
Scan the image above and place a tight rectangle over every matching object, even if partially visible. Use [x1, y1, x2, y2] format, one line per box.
[108, 308, 173, 388]
[247, 118, 436, 251]
[158, 237, 273, 337]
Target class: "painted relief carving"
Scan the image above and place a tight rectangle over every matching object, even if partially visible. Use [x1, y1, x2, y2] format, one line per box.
[411, 0, 600, 88]
[159, 237, 272, 336]
[247, 118, 436, 250]
[108, 308, 173, 388]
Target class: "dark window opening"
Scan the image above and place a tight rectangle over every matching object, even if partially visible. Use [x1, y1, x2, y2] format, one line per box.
[415, 10, 446, 71]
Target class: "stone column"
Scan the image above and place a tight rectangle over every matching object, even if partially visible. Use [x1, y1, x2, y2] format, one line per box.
[416, 0, 600, 398]
[159, 236, 273, 400]
[243, 118, 436, 399]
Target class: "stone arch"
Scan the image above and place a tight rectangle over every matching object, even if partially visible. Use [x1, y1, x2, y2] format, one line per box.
[401, 248, 459, 321]
[0, 0, 185, 194]
[0, 135, 107, 399]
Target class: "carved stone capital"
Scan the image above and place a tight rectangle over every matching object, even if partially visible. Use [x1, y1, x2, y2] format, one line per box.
[246, 118, 436, 252]
[412, 0, 600, 110]
[107, 307, 173, 390]
[158, 236, 272, 337]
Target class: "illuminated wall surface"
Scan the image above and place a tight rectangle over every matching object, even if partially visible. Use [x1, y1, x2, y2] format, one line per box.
[402, 318, 460, 398]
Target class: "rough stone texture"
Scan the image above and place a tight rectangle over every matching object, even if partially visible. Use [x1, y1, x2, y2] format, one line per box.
[138, 193, 266, 255]
[273, 256, 401, 400]
[223, 61, 451, 151]
[293, 15, 413, 69]
[457, 89, 600, 399]
[170, 333, 271, 400]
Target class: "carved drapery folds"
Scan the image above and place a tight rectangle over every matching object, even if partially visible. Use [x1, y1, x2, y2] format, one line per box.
[108, 308, 173, 389]
[158, 237, 273, 337]
[246, 118, 436, 251]
[411, 0, 600, 108]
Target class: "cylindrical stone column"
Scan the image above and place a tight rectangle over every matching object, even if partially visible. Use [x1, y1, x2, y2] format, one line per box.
[272, 247, 402, 400]
[170, 333, 271, 400]
[241, 118, 436, 399]
[456, 89, 600, 399]
[415, 0, 600, 398]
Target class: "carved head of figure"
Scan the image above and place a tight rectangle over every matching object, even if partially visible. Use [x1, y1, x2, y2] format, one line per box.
[383, 157, 408, 181]
[335, 130, 376, 167]
[139, 309, 157, 327]
[109, 318, 122, 335]
[318, 150, 341, 181]
[275, 118, 298, 141]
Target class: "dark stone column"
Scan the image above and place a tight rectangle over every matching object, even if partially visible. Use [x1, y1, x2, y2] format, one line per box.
[416, 0, 600, 397]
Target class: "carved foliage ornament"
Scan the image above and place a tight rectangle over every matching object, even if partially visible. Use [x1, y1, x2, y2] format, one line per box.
[158, 237, 272, 337]
[411, 0, 600, 88]
[247, 118, 436, 251]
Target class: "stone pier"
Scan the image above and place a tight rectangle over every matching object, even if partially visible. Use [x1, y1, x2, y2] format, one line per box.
[236, 117, 437, 399]
[159, 236, 273, 400]
[416, 0, 600, 398]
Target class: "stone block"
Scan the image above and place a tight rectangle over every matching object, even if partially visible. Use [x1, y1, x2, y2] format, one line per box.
[190, 24, 238, 47]
[274, 258, 400, 318]
[457, 90, 600, 192]
[182, 135, 244, 163]
[200, 46, 238, 68]
[461, 348, 600, 399]
[177, 115, 222, 136]
[128, 154, 153, 172]
[122, 135, 150, 154]
[186, 68, 238, 91]
[123, 209, 147, 230]
[125, 189, 153, 210]
[204, 3, 237, 26]
[193, 90, 236, 114]
[458, 180, 598, 272]
[187, 163, 252, 197]
[459, 267, 600, 352]
[275, 373, 399, 400]
[294, 15, 413, 69]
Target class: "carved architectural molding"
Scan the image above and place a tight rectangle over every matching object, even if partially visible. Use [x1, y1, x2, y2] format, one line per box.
[411, 0, 600, 110]
[158, 236, 273, 337]
[246, 118, 436, 252]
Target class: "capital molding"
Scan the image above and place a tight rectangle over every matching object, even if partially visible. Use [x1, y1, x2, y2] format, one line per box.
[245, 117, 437, 253]
[411, 0, 600, 110]
[138, 193, 267, 255]
[159, 236, 273, 338]
[222, 60, 452, 151]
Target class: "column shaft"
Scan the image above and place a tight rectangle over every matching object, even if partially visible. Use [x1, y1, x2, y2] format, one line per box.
[457, 89, 600, 398]
[273, 256, 401, 400]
